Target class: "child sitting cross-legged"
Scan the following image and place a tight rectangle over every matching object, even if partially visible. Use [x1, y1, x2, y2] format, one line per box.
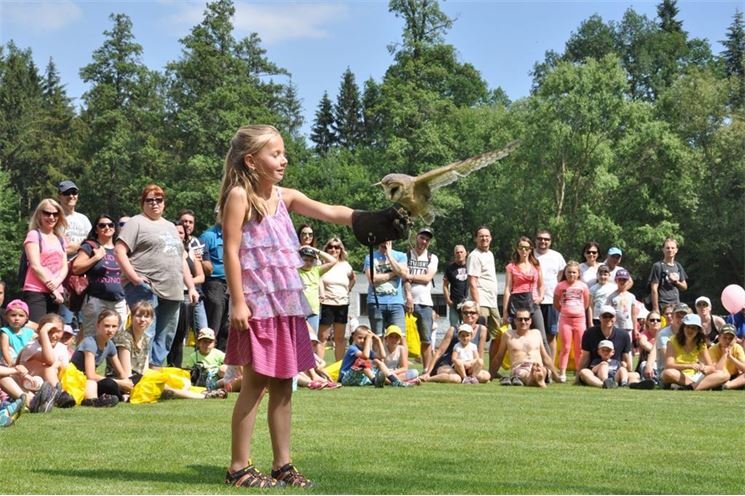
[296, 330, 340, 390]
[590, 340, 629, 389]
[451, 324, 483, 384]
[338, 325, 408, 387]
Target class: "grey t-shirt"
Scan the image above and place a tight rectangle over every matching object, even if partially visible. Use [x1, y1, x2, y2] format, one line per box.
[65, 211, 92, 246]
[117, 214, 184, 301]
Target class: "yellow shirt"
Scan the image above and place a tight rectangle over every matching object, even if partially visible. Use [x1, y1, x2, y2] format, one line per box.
[708, 343, 745, 376]
[669, 337, 706, 376]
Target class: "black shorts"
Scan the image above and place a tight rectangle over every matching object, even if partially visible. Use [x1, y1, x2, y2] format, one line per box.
[320, 304, 349, 326]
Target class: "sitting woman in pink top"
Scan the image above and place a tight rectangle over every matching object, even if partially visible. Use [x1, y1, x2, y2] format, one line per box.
[22, 199, 68, 323]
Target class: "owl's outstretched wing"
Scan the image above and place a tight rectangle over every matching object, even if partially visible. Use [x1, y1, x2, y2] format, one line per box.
[412, 140, 520, 193]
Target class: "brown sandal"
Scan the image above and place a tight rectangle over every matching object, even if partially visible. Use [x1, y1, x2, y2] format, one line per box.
[271, 463, 316, 489]
[225, 464, 284, 488]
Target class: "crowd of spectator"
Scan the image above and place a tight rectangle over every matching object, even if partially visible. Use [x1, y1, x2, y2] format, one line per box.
[1, 179, 744, 429]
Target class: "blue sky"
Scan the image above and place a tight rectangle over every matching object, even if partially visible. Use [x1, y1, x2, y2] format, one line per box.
[1, 0, 741, 138]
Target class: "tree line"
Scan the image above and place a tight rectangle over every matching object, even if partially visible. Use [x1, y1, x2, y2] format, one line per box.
[0, 0, 743, 310]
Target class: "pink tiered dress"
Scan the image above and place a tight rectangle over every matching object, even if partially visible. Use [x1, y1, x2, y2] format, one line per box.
[224, 188, 315, 378]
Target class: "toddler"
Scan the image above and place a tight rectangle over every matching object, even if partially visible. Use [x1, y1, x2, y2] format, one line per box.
[451, 324, 482, 384]
[589, 340, 628, 388]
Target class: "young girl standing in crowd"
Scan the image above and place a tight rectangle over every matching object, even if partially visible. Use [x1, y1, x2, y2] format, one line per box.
[554, 261, 590, 383]
[219, 125, 402, 489]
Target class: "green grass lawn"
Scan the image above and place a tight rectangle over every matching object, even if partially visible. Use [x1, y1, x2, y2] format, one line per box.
[2, 379, 744, 494]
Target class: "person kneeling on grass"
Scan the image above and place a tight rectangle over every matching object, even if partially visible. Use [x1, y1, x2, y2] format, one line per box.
[661, 314, 729, 391]
[71, 309, 132, 407]
[338, 326, 408, 387]
[491, 308, 558, 387]
[707, 324, 745, 390]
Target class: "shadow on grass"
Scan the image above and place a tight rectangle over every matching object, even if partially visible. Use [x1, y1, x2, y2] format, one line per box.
[34, 464, 221, 486]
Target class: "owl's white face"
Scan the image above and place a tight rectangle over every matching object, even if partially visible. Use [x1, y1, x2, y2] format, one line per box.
[380, 176, 406, 202]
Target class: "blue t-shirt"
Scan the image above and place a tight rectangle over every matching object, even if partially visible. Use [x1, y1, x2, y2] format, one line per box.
[725, 312, 745, 339]
[339, 344, 376, 377]
[80, 243, 125, 302]
[363, 249, 406, 305]
[71, 335, 117, 371]
[0, 326, 35, 363]
[199, 225, 225, 280]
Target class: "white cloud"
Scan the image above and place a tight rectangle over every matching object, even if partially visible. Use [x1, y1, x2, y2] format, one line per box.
[162, 1, 348, 44]
[2, 0, 83, 32]
[233, 2, 348, 44]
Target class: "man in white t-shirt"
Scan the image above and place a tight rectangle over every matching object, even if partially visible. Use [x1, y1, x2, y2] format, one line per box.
[467, 226, 502, 377]
[404, 227, 438, 370]
[57, 180, 91, 258]
[534, 229, 565, 358]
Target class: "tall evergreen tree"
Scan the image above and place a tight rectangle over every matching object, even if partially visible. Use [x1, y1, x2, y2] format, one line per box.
[361, 78, 383, 146]
[310, 91, 336, 154]
[333, 68, 363, 149]
[657, 0, 683, 33]
[721, 9, 745, 108]
[79, 13, 168, 216]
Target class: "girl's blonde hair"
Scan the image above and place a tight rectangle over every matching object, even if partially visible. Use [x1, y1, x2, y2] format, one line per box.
[29, 198, 68, 237]
[36, 313, 64, 331]
[218, 125, 281, 224]
[559, 260, 581, 282]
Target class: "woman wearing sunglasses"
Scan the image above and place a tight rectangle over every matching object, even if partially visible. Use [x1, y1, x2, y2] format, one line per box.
[22, 199, 68, 323]
[579, 241, 602, 287]
[114, 184, 199, 368]
[319, 237, 356, 361]
[71, 214, 128, 337]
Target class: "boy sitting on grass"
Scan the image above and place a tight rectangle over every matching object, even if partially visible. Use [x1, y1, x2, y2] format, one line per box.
[184, 328, 226, 389]
[339, 325, 407, 387]
[589, 340, 628, 389]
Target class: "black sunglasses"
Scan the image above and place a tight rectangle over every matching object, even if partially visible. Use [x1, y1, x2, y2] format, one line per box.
[62, 190, 78, 196]
[144, 197, 164, 204]
[42, 210, 60, 217]
[97, 222, 115, 229]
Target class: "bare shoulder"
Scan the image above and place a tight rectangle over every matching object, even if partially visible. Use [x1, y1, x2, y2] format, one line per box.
[281, 187, 307, 210]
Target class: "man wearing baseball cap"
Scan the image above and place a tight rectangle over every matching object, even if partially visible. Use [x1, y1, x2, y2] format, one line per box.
[577, 305, 640, 387]
[708, 324, 745, 390]
[57, 180, 91, 257]
[404, 227, 438, 371]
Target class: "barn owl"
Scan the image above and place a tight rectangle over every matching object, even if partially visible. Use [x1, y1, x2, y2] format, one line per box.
[375, 140, 520, 224]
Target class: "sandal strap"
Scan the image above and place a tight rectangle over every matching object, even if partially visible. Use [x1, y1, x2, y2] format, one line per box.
[225, 465, 283, 488]
[272, 463, 315, 489]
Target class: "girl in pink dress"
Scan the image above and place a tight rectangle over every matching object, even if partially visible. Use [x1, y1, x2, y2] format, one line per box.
[553, 261, 591, 382]
[219, 125, 405, 489]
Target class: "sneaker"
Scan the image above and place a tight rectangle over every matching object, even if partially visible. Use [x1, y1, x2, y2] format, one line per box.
[81, 393, 119, 408]
[55, 391, 77, 408]
[29, 382, 55, 413]
[629, 379, 656, 390]
[6, 395, 25, 419]
[511, 376, 524, 386]
[392, 379, 411, 387]
[0, 408, 14, 427]
[204, 389, 228, 399]
[499, 377, 512, 386]
[271, 463, 316, 489]
[374, 369, 385, 388]
[602, 378, 617, 389]
[558, 374, 567, 384]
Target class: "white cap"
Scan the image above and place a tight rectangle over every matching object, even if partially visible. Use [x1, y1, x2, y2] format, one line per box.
[599, 305, 616, 317]
[197, 328, 216, 341]
[598, 339, 614, 350]
[457, 323, 473, 335]
[695, 296, 711, 307]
